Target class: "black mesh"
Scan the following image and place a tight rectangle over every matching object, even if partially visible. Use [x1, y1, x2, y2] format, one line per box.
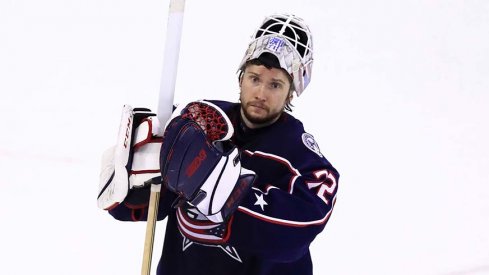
[255, 17, 309, 58]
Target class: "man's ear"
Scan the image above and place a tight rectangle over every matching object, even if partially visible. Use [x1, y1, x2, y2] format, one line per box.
[287, 92, 294, 104]
[238, 73, 243, 87]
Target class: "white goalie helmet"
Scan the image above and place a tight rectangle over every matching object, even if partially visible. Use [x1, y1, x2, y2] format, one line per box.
[238, 13, 314, 96]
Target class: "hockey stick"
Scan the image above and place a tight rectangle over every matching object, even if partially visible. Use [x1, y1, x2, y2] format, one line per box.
[141, 0, 186, 274]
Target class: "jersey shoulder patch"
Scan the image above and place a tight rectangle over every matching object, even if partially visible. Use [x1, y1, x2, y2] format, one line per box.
[301, 133, 323, 158]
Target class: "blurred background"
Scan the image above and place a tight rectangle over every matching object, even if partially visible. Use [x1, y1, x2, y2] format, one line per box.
[1, 0, 488, 274]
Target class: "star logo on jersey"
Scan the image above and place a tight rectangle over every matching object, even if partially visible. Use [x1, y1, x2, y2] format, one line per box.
[181, 236, 242, 262]
[254, 193, 268, 211]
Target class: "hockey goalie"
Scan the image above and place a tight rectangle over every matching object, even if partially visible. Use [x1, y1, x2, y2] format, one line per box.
[97, 13, 339, 275]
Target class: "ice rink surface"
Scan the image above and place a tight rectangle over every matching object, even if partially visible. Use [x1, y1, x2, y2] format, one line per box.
[1, 1, 488, 274]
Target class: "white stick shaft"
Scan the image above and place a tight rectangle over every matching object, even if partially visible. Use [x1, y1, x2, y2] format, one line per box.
[157, 0, 186, 124]
[142, 1, 186, 274]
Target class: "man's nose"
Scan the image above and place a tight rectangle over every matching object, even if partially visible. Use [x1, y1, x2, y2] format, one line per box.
[254, 84, 267, 100]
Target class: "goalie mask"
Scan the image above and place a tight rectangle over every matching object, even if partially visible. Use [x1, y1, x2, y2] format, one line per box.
[238, 13, 314, 96]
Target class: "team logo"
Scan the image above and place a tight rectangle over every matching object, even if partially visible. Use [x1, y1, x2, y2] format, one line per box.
[266, 37, 286, 54]
[177, 207, 242, 262]
[302, 133, 323, 158]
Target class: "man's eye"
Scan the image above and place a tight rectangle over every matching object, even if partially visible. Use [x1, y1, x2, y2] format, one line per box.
[270, 83, 281, 89]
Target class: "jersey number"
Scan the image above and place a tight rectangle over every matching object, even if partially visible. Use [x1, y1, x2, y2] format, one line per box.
[307, 170, 337, 204]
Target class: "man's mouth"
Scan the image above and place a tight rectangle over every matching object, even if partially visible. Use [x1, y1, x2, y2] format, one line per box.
[248, 102, 267, 111]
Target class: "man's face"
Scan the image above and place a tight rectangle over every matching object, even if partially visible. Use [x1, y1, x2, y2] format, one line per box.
[239, 64, 292, 129]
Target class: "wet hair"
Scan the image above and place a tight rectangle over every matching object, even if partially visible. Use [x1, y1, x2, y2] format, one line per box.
[238, 57, 294, 112]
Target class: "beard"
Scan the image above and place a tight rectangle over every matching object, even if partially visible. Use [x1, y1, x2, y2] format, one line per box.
[240, 100, 284, 127]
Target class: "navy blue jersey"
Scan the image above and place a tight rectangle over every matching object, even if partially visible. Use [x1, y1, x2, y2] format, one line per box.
[109, 100, 339, 275]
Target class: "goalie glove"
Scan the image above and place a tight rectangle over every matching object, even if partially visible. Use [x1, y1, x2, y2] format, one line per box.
[97, 105, 163, 210]
[160, 100, 256, 223]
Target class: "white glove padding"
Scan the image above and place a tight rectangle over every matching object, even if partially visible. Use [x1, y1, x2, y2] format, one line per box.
[161, 100, 256, 223]
[197, 164, 257, 223]
[97, 105, 163, 210]
[129, 116, 164, 188]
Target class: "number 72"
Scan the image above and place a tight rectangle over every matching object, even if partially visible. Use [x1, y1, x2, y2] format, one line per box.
[306, 170, 337, 204]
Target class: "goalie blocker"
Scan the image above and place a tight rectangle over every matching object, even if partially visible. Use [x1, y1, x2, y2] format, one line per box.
[160, 100, 256, 223]
[97, 106, 163, 210]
